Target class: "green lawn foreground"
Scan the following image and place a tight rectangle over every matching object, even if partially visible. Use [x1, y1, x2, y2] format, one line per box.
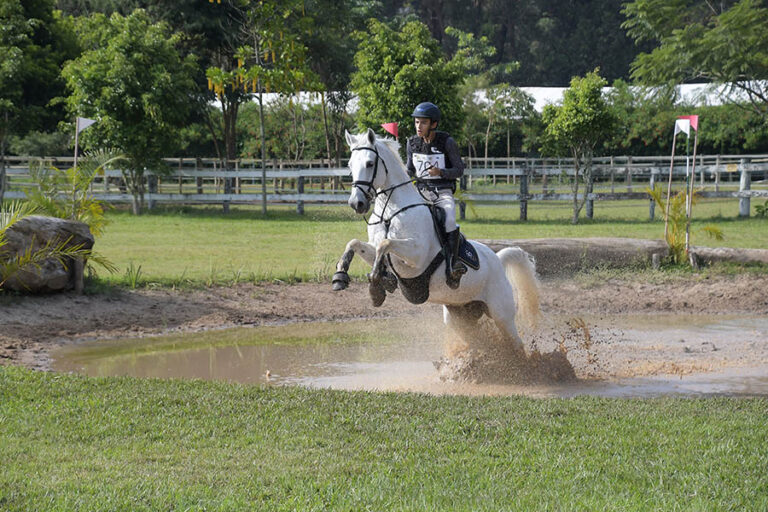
[1, 366, 767, 511]
[94, 199, 767, 286]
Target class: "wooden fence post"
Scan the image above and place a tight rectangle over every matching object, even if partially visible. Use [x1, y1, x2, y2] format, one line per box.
[178, 158, 183, 194]
[714, 155, 720, 192]
[520, 161, 528, 221]
[297, 175, 305, 215]
[626, 155, 632, 192]
[739, 158, 751, 217]
[235, 159, 241, 194]
[147, 173, 157, 210]
[649, 168, 656, 220]
[223, 160, 232, 213]
[196, 158, 203, 194]
[586, 163, 594, 219]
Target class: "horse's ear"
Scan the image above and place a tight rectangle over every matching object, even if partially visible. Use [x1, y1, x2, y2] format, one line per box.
[344, 130, 355, 148]
[366, 127, 376, 145]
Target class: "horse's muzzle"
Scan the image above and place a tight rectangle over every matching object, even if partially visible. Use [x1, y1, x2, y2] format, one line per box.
[348, 189, 370, 214]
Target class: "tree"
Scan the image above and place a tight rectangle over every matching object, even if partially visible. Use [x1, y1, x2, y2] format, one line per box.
[480, 84, 536, 160]
[623, 0, 768, 115]
[62, 9, 197, 215]
[350, 19, 466, 143]
[0, 0, 31, 203]
[1, 2, 80, 171]
[206, 0, 319, 214]
[541, 70, 614, 224]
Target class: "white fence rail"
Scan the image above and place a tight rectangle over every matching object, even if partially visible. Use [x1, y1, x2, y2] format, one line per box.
[2, 154, 767, 219]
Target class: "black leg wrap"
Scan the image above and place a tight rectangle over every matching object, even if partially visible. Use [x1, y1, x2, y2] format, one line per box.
[332, 271, 350, 291]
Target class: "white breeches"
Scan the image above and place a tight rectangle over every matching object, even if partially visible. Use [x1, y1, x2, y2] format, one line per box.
[420, 185, 457, 232]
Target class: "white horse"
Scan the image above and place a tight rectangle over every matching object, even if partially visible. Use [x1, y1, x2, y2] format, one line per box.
[332, 129, 540, 350]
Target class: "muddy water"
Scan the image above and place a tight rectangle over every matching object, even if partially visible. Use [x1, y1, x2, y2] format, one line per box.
[52, 314, 768, 398]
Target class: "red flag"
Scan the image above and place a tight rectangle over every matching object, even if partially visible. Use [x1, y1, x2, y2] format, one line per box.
[677, 115, 698, 131]
[381, 122, 398, 138]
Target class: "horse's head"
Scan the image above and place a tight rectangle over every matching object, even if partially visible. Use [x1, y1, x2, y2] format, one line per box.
[345, 128, 387, 214]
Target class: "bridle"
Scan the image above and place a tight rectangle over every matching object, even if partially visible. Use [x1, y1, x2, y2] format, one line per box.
[350, 145, 388, 201]
[349, 144, 427, 227]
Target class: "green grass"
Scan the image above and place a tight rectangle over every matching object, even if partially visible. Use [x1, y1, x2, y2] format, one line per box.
[1, 366, 767, 511]
[91, 199, 767, 287]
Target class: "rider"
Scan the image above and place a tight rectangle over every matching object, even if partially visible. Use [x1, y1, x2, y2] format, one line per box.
[406, 101, 467, 288]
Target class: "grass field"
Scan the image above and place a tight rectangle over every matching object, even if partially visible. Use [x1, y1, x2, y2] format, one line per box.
[2, 367, 767, 511]
[3, 197, 768, 511]
[93, 198, 767, 287]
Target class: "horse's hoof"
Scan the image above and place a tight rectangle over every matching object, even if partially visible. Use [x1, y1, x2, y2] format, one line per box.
[332, 271, 350, 291]
[381, 270, 398, 293]
[369, 281, 386, 307]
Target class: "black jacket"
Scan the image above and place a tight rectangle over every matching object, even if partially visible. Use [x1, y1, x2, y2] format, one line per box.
[406, 131, 465, 188]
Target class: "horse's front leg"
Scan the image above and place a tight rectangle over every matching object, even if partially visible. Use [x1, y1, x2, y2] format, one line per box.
[332, 239, 376, 291]
[371, 238, 429, 281]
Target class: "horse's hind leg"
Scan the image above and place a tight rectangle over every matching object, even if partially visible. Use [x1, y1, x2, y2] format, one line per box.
[485, 289, 525, 353]
[443, 302, 487, 340]
[332, 239, 375, 291]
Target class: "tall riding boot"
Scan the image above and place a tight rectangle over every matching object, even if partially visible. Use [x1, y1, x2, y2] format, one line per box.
[446, 228, 467, 289]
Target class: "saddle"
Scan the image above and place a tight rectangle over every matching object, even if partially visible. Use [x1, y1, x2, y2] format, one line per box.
[386, 204, 479, 305]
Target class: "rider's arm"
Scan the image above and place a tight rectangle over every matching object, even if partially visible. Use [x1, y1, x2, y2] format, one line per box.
[405, 140, 416, 178]
[439, 136, 465, 180]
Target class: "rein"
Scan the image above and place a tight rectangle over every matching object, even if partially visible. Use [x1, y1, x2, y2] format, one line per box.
[351, 145, 428, 227]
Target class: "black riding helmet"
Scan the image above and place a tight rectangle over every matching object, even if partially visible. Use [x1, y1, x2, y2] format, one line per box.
[411, 102, 441, 122]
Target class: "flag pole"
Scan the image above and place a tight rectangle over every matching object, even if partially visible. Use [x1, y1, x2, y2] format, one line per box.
[664, 129, 678, 242]
[685, 127, 699, 256]
[73, 117, 80, 172]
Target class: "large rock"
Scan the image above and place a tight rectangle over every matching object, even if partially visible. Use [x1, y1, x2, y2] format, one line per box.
[1, 216, 94, 293]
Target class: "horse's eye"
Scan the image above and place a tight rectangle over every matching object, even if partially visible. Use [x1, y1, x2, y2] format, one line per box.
[365, 161, 374, 168]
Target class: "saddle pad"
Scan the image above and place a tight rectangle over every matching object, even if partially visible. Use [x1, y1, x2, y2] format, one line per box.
[458, 236, 480, 270]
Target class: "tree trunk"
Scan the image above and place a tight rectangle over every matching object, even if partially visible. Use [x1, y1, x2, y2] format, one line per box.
[484, 118, 493, 163]
[0, 112, 6, 204]
[222, 97, 239, 214]
[124, 170, 145, 215]
[571, 150, 581, 225]
[259, 89, 267, 215]
[321, 91, 332, 168]
[571, 148, 593, 224]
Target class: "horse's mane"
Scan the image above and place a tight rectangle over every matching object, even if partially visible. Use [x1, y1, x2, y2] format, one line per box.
[375, 136, 406, 168]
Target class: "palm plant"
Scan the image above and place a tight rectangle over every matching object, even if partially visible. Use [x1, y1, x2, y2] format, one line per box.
[647, 185, 723, 264]
[25, 149, 125, 237]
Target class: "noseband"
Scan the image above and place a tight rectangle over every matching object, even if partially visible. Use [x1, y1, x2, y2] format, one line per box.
[350, 145, 388, 200]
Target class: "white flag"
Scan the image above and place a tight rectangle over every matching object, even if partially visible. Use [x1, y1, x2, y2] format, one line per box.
[77, 117, 96, 133]
[674, 119, 690, 136]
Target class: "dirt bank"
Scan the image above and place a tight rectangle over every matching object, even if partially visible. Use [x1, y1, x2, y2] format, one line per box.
[2, 272, 767, 372]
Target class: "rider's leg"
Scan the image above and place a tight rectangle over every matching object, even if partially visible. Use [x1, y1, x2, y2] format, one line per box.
[436, 189, 466, 288]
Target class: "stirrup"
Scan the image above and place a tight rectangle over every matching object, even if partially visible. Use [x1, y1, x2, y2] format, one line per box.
[446, 261, 466, 289]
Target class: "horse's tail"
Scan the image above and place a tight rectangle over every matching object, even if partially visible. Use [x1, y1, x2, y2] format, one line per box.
[497, 247, 541, 330]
